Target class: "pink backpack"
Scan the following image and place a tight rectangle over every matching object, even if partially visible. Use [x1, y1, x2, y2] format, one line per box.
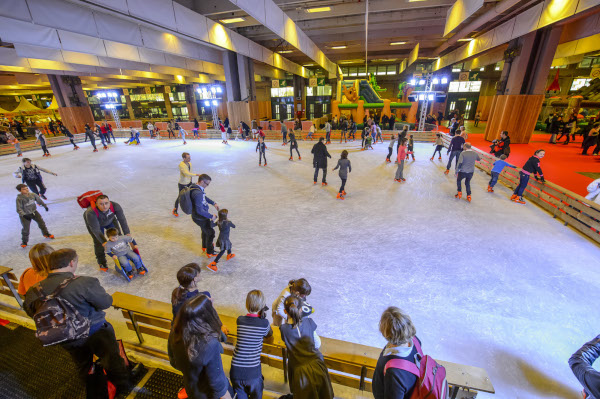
[383, 337, 449, 399]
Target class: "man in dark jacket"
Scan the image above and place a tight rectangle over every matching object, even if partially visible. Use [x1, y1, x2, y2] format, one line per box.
[569, 335, 600, 399]
[311, 137, 331, 185]
[24, 248, 132, 393]
[492, 131, 511, 158]
[190, 174, 220, 258]
[83, 195, 131, 271]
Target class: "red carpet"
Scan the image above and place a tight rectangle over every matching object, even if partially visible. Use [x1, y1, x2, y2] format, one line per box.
[462, 133, 600, 196]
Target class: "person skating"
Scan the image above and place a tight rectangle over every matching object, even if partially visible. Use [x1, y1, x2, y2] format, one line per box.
[281, 122, 288, 146]
[207, 209, 236, 272]
[95, 123, 109, 149]
[173, 152, 201, 217]
[569, 335, 600, 399]
[100, 123, 111, 144]
[444, 132, 465, 174]
[289, 131, 301, 160]
[406, 134, 415, 160]
[394, 138, 408, 182]
[332, 150, 351, 200]
[487, 154, 516, 192]
[454, 143, 481, 202]
[582, 123, 599, 155]
[219, 121, 227, 144]
[84, 195, 132, 271]
[375, 123, 383, 143]
[176, 123, 188, 145]
[35, 129, 51, 157]
[59, 125, 79, 149]
[256, 136, 267, 166]
[474, 111, 481, 127]
[431, 133, 443, 160]
[340, 119, 348, 143]
[324, 120, 331, 144]
[189, 174, 220, 257]
[14, 158, 57, 199]
[16, 184, 54, 248]
[349, 120, 357, 141]
[311, 137, 331, 185]
[167, 120, 176, 139]
[6, 130, 22, 157]
[364, 134, 374, 150]
[511, 149, 545, 204]
[306, 124, 315, 140]
[84, 125, 98, 152]
[386, 134, 397, 163]
[361, 125, 368, 150]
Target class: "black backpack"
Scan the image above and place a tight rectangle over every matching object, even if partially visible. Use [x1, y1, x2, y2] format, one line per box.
[178, 186, 199, 215]
[31, 277, 90, 346]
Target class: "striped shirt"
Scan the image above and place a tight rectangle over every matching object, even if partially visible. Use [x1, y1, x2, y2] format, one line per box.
[230, 315, 272, 380]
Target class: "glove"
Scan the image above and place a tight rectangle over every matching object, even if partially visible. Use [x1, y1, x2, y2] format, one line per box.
[44, 206, 49, 212]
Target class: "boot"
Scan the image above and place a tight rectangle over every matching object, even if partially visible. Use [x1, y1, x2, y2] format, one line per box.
[226, 253, 235, 261]
[298, 156, 301, 160]
[455, 191, 462, 199]
[289, 156, 293, 161]
[336, 193, 342, 199]
[44, 234, 55, 239]
[430, 157, 434, 161]
[444, 169, 449, 175]
[93, 149, 98, 152]
[467, 195, 471, 202]
[513, 196, 526, 204]
[510, 194, 518, 201]
[438, 156, 442, 160]
[342, 190, 346, 195]
[487, 186, 493, 192]
[172, 208, 179, 217]
[322, 182, 327, 186]
[207, 262, 218, 272]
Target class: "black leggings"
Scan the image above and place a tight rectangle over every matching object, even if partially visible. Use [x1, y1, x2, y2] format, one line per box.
[41, 144, 49, 155]
[215, 248, 232, 263]
[258, 151, 266, 164]
[290, 146, 300, 157]
[386, 147, 393, 160]
[69, 138, 77, 147]
[339, 178, 346, 193]
[340, 131, 347, 142]
[432, 145, 443, 158]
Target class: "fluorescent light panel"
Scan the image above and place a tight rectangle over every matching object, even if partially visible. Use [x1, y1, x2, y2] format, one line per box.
[278, 50, 293, 54]
[331, 45, 347, 49]
[390, 41, 407, 45]
[457, 38, 474, 42]
[306, 6, 331, 13]
[220, 17, 245, 24]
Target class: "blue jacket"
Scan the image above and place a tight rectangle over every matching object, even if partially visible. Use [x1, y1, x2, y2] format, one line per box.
[491, 159, 516, 174]
[190, 184, 215, 220]
[569, 335, 600, 399]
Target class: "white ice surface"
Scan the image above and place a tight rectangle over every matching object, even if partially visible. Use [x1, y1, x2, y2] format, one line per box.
[1, 138, 598, 399]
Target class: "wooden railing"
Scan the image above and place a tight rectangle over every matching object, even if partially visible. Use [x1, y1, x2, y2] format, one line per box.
[441, 133, 600, 244]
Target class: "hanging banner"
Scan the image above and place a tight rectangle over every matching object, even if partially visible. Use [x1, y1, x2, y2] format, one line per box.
[309, 78, 317, 87]
[317, 78, 325, 86]
[144, 87, 152, 94]
[123, 88, 129, 95]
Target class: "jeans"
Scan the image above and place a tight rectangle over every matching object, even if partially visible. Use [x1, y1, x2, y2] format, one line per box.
[290, 146, 300, 157]
[62, 322, 131, 392]
[457, 172, 474, 195]
[489, 171, 500, 188]
[41, 144, 49, 155]
[25, 178, 46, 196]
[214, 248, 232, 263]
[20, 212, 49, 244]
[193, 217, 215, 254]
[386, 147, 393, 160]
[340, 130, 346, 142]
[116, 250, 142, 273]
[258, 151, 266, 164]
[232, 376, 264, 399]
[432, 145, 443, 158]
[87, 222, 118, 267]
[513, 172, 530, 197]
[446, 150, 462, 170]
[174, 183, 191, 211]
[314, 167, 327, 183]
[326, 131, 331, 142]
[15, 142, 22, 155]
[395, 160, 405, 180]
[339, 178, 347, 193]
[282, 132, 287, 144]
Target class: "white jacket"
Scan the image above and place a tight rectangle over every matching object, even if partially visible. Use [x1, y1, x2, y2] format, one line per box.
[586, 179, 600, 204]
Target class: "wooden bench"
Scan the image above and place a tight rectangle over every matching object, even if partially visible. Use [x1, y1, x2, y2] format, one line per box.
[0, 266, 23, 308]
[112, 292, 494, 398]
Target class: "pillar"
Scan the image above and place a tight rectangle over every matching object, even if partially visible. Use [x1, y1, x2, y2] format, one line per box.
[484, 26, 562, 143]
[124, 92, 135, 120]
[237, 54, 250, 101]
[223, 50, 241, 102]
[184, 84, 198, 119]
[293, 75, 305, 120]
[163, 86, 174, 120]
[48, 74, 94, 134]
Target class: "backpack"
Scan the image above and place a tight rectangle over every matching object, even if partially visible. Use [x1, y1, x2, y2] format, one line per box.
[383, 337, 449, 399]
[77, 190, 104, 209]
[31, 277, 91, 346]
[178, 186, 199, 215]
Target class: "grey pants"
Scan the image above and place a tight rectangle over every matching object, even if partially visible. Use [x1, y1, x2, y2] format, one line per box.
[116, 250, 143, 273]
[20, 212, 49, 244]
[15, 142, 22, 155]
[395, 160, 405, 180]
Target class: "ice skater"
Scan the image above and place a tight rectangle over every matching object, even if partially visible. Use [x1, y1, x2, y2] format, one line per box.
[289, 130, 301, 160]
[256, 136, 267, 166]
[394, 138, 407, 182]
[219, 121, 227, 144]
[16, 184, 54, 248]
[364, 133, 373, 150]
[311, 137, 331, 185]
[511, 149, 545, 204]
[333, 150, 351, 200]
[60, 125, 79, 149]
[173, 152, 200, 217]
[430, 133, 443, 160]
[444, 131, 465, 174]
[6, 130, 22, 157]
[375, 124, 383, 143]
[189, 174, 220, 257]
[370, 122, 377, 145]
[207, 209, 236, 272]
[168, 120, 176, 139]
[488, 155, 515, 192]
[105, 228, 145, 279]
[340, 118, 348, 143]
[177, 123, 188, 145]
[84, 125, 98, 152]
[406, 134, 415, 160]
[324, 120, 331, 144]
[35, 129, 50, 157]
[386, 134, 396, 163]
[454, 143, 481, 202]
[147, 121, 155, 138]
[95, 124, 108, 149]
[349, 120, 357, 141]
[361, 125, 368, 149]
[306, 124, 315, 140]
[14, 158, 57, 199]
[281, 122, 288, 145]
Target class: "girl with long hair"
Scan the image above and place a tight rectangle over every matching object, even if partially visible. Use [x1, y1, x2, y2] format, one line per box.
[18, 243, 54, 295]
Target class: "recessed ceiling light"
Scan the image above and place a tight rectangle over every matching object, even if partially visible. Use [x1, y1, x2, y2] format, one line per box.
[278, 50, 293, 54]
[303, 64, 315, 67]
[220, 17, 245, 24]
[306, 6, 331, 13]
[331, 45, 347, 49]
[390, 41, 407, 46]
[457, 38, 474, 42]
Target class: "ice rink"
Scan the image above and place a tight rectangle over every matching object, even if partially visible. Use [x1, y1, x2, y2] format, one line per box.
[1, 137, 598, 398]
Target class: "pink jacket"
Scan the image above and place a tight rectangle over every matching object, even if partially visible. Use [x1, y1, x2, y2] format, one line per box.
[397, 145, 407, 161]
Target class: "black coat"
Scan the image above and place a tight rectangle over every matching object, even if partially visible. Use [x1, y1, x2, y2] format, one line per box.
[311, 142, 331, 168]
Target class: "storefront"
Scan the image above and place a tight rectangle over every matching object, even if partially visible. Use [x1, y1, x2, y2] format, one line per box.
[306, 85, 332, 119]
[270, 85, 294, 121]
[445, 80, 482, 119]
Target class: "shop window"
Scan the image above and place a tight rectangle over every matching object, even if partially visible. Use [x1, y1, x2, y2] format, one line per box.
[349, 67, 358, 77]
[386, 65, 397, 75]
[358, 67, 366, 76]
[570, 78, 591, 91]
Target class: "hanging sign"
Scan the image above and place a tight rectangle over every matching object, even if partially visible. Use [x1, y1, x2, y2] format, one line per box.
[165, 86, 172, 93]
[309, 78, 317, 87]
[590, 68, 600, 79]
[123, 88, 129, 95]
[144, 87, 152, 94]
[317, 78, 325, 86]
[468, 71, 481, 81]
[272, 79, 280, 88]
[458, 72, 469, 82]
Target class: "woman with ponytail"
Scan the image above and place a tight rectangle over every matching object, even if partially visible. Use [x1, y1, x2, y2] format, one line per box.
[171, 263, 211, 317]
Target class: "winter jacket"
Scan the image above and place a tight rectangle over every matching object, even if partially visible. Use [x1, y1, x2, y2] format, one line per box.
[569, 335, 600, 399]
[333, 159, 351, 179]
[311, 142, 331, 168]
[586, 179, 600, 205]
[397, 145, 407, 162]
[14, 164, 53, 182]
[83, 201, 130, 244]
[522, 156, 544, 177]
[178, 161, 196, 185]
[16, 192, 46, 216]
[447, 136, 465, 153]
[190, 185, 215, 220]
[457, 150, 481, 173]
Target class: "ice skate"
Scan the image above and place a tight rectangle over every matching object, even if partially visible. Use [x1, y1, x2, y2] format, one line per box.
[455, 191, 462, 199]
[74, 146, 80, 150]
[17, 154, 23, 157]
[138, 268, 146, 275]
[202, 248, 206, 253]
[487, 186, 494, 192]
[103, 146, 108, 150]
[513, 196, 526, 204]
[93, 149, 98, 152]
[259, 163, 262, 166]
[289, 157, 293, 161]
[207, 262, 218, 272]
[510, 194, 518, 201]
[430, 157, 434, 161]
[20, 243, 27, 248]
[44, 234, 55, 239]
[336, 193, 342, 199]
[99, 265, 108, 272]
[342, 190, 346, 195]
[444, 169, 450, 175]
[322, 182, 327, 186]
[438, 156, 442, 160]
[226, 253, 235, 260]
[172, 208, 179, 217]
[467, 195, 472, 202]
[401, 178, 406, 182]
[298, 156, 301, 160]
[314, 181, 317, 185]
[207, 253, 217, 258]
[264, 162, 267, 166]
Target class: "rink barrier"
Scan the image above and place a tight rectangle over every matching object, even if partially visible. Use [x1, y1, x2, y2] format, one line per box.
[0, 266, 23, 308]
[111, 291, 495, 398]
[440, 134, 600, 244]
[0, 133, 89, 156]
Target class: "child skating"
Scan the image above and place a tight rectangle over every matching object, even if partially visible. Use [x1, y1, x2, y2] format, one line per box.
[14, 158, 57, 199]
[375, 124, 383, 143]
[104, 228, 146, 279]
[386, 134, 396, 163]
[84, 125, 98, 152]
[177, 123, 188, 145]
[394, 138, 407, 182]
[6, 131, 22, 157]
[488, 154, 516, 192]
[306, 124, 315, 140]
[16, 184, 54, 248]
[256, 136, 267, 166]
[454, 143, 481, 202]
[35, 129, 50, 157]
[289, 131, 301, 160]
[364, 134, 373, 150]
[406, 134, 415, 160]
[511, 149, 545, 204]
[431, 133, 443, 160]
[332, 150, 351, 200]
[207, 209, 236, 272]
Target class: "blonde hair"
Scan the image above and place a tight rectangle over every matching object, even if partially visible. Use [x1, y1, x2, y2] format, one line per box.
[379, 307, 416, 346]
[28, 243, 55, 276]
[246, 290, 266, 313]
